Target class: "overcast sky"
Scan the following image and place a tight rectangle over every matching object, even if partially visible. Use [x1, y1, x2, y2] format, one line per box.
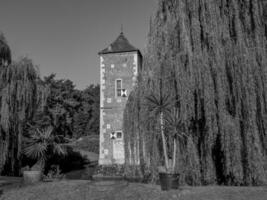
[0, 0, 157, 89]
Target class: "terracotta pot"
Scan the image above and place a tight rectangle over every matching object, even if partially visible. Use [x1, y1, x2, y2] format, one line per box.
[23, 170, 42, 184]
[159, 173, 180, 191]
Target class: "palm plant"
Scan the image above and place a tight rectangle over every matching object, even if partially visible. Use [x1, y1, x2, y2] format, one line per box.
[23, 126, 67, 171]
[146, 90, 173, 172]
[164, 108, 187, 172]
[146, 90, 186, 173]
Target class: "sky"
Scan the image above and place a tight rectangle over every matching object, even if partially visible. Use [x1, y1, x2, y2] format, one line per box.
[0, 0, 158, 89]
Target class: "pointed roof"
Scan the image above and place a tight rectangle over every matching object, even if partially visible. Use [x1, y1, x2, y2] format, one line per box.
[0, 33, 12, 65]
[99, 32, 140, 55]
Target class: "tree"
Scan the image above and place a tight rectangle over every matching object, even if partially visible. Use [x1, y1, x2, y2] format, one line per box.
[78, 84, 99, 136]
[0, 57, 48, 175]
[36, 74, 99, 138]
[124, 0, 267, 185]
[146, 85, 186, 173]
[41, 74, 80, 138]
[146, 89, 173, 172]
[164, 108, 186, 173]
[23, 126, 66, 171]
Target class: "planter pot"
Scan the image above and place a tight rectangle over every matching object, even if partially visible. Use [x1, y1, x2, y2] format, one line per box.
[23, 170, 42, 184]
[159, 173, 180, 191]
[171, 173, 180, 189]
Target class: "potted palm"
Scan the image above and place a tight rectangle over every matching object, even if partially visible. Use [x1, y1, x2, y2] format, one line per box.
[164, 108, 187, 189]
[146, 91, 186, 190]
[22, 126, 66, 184]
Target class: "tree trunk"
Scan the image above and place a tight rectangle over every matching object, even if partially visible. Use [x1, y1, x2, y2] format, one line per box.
[160, 112, 169, 171]
[172, 138, 177, 172]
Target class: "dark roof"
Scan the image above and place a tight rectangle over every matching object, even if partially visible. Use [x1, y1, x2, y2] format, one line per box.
[0, 33, 12, 65]
[99, 32, 140, 55]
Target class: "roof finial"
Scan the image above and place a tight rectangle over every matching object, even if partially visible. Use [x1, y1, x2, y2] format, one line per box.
[120, 24, 123, 34]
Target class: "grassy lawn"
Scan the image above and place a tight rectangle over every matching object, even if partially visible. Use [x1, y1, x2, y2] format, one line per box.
[1, 180, 267, 200]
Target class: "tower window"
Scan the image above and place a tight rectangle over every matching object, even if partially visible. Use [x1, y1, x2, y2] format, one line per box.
[110, 131, 123, 140]
[115, 79, 122, 97]
[116, 131, 122, 139]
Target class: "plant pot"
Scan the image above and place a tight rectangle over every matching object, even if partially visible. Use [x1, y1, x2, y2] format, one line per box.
[159, 173, 180, 191]
[159, 173, 172, 191]
[23, 170, 42, 184]
[171, 173, 180, 189]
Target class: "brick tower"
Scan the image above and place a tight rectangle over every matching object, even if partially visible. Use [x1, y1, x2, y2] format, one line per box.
[98, 32, 142, 165]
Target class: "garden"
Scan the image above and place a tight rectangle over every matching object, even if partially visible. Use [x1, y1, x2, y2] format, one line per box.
[1, 0, 267, 199]
[0, 32, 100, 187]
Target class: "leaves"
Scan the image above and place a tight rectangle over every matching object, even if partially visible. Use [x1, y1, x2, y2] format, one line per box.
[0, 56, 47, 175]
[23, 126, 67, 168]
[145, 90, 174, 116]
[0, 34, 100, 175]
[124, 0, 267, 185]
[164, 108, 187, 140]
[40, 74, 99, 138]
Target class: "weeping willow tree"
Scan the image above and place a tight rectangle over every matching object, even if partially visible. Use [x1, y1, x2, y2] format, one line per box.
[123, 0, 267, 185]
[0, 35, 48, 175]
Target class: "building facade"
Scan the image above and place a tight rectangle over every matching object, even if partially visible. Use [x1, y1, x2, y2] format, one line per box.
[98, 32, 142, 165]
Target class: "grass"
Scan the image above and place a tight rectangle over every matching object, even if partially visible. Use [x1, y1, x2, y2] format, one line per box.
[1, 180, 267, 200]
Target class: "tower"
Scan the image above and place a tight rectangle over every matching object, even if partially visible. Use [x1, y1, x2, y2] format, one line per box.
[98, 32, 142, 165]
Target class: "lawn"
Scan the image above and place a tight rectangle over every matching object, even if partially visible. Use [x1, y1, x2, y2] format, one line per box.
[1, 180, 267, 200]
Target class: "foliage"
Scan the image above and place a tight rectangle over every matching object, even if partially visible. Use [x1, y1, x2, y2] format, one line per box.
[32, 74, 100, 139]
[123, 0, 267, 185]
[0, 55, 48, 175]
[145, 90, 172, 172]
[43, 165, 64, 180]
[40, 74, 80, 138]
[23, 126, 67, 171]
[73, 84, 100, 138]
[145, 88, 187, 173]
[0, 33, 100, 175]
